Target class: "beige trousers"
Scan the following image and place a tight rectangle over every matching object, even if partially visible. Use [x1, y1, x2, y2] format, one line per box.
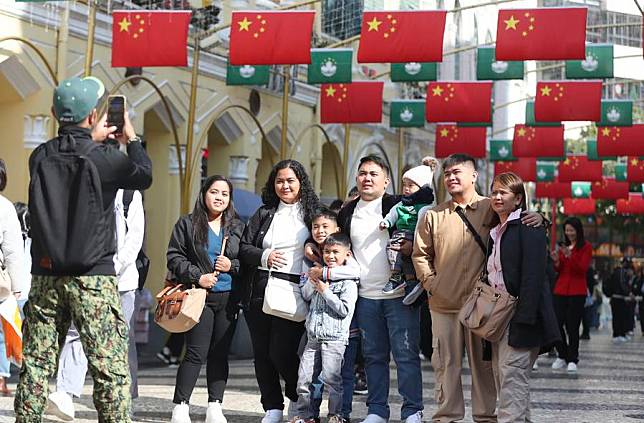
[430, 311, 498, 423]
[491, 326, 539, 423]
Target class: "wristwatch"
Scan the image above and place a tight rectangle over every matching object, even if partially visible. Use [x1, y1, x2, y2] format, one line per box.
[127, 136, 142, 145]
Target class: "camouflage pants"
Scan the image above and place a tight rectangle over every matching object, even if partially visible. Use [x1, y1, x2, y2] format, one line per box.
[15, 275, 131, 423]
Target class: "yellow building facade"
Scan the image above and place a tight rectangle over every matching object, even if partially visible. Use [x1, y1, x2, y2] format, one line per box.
[0, 1, 435, 293]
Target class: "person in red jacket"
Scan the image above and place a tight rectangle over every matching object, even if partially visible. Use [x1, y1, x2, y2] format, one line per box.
[550, 217, 593, 373]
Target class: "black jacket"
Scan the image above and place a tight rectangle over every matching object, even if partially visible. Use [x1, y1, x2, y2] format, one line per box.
[238, 205, 279, 306]
[490, 219, 561, 349]
[29, 125, 153, 276]
[337, 193, 401, 237]
[167, 214, 245, 304]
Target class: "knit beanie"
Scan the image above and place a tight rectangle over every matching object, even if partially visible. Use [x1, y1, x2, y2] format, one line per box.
[402, 164, 434, 188]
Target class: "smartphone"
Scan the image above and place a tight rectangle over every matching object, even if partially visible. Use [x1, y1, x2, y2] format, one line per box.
[107, 95, 126, 136]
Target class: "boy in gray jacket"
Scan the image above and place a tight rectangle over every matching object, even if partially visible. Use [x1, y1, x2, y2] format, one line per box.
[292, 233, 359, 423]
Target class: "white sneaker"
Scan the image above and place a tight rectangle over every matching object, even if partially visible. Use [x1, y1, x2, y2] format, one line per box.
[360, 414, 388, 423]
[532, 361, 539, 371]
[261, 409, 283, 423]
[171, 403, 191, 423]
[567, 362, 578, 373]
[612, 336, 627, 343]
[206, 401, 227, 423]
[46, 391, 75, 422]
[405, 411, 423, 423]
[551, 358, 566, 370]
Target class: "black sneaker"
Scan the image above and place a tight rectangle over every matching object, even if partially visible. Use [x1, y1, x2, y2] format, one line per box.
[382, 273, 406, 294]
[156, 347, 171, 364]
[353, 373, 368, 395]
[403, 281, 425, 305]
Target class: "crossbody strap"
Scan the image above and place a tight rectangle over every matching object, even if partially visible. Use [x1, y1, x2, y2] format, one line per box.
[455, 207, 487, 255]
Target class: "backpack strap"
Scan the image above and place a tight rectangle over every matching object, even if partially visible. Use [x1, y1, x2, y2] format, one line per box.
[122, 190, 135, 220]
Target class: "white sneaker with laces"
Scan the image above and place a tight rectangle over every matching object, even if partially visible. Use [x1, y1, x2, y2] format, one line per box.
[551, 358, 566, 369]
[206, 401, 227, 423]
[360, 414, 388, 423]
[567, 362, 578, 373]
[46, 391, 75, 422]
[171, 402, 191, 423]
[405, 411, 423, 423]
[261, 409, 283, 423]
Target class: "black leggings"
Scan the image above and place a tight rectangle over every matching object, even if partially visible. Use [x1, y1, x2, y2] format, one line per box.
[553, 295, 585, 364]
[173, 291, 238, 404]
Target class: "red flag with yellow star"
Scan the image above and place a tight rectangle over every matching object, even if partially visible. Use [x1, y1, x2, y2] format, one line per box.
[111, 11, 191, 67]
[495, 8, 587, 60]
[591, 179, 629, 200]
[320, 82, 383, 124]
[512, 124, 564, 157]
[597, 125, 644, 157]
[229, 11, 314, 65]
[534, 81, 602, 122]
[357, 11, 447, 63]
[563, 198, 596, 215]
[617, 193, 644, 214]
[535, 181, 571, 198]
[434, 125, 486, 158]
[558, 156, 602, 182]
[627, 157, 644, 183]
[494, 158, 536, 182]
[425, 82, 492, 123]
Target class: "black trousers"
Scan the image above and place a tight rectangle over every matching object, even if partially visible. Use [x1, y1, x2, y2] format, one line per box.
[173, 291, 238, 404]
[610, 298, 628, 338]
[419, 303, 433, 358]
[553, 295, 585, 364]
[245, 273, 305, 411]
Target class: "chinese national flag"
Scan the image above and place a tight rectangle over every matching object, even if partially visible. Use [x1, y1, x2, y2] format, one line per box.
[597, 125, 644, 157]
[535, 181, 571, 198]
[563, 198, 596, 215]
[512, 124, 564, 157]
[591, 179, 629, 200]
[229, 11, 314, 65]
[627, 157, 644, 183]
[434, 125, 486, 158]
[617, 193, 644, 214]
[534, 81, 602, 122]
[320, 82, 383, 124]
[558, 156, 603, 182]
[495, 8, 587, 60]
[112, 11, 191, 67]
[357, 11, 447, 63]
[494, 158, 537, 182]
[426, 82, 492, 123]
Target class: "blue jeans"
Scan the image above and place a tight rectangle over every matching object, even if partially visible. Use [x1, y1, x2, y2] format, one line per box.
[356, 296, 423, 420]
[341, 335, 360, 418]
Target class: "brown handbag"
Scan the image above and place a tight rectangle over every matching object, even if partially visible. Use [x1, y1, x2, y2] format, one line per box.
[154, 283, 207, 333]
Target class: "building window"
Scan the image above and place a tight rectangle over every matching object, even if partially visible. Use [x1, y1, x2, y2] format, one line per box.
[322, 0, 364, 40]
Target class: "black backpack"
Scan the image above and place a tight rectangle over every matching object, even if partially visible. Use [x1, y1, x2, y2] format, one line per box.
[29, 135, 108, 274]
[122, 190, 150, 290]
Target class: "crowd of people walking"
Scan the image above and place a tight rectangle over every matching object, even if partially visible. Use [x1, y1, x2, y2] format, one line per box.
[1, 76, 642, 423]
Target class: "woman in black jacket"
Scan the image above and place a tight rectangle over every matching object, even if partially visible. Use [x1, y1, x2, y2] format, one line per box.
[487, 172, 560, 422]
[239, 159, 319, 423]
[167, 175, 245, 423]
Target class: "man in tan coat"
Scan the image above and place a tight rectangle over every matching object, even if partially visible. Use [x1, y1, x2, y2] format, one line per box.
[412, 154, 542, 423]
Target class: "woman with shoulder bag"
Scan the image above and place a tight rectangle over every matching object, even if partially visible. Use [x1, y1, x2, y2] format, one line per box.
[487, 172, 560, 423]
[239, 160, 319, 423]
[167, 175, 245, 423]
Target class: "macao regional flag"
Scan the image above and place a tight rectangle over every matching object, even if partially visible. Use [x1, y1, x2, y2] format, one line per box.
[308, 49, 353, 84]
[111, 11, 191, 67]
[426, 82, 492, 123]
[320, 82, 383, 124]
[229, 11, 314, 65]
[495, 158, 536, 182]
[591, 179, 630, 200]
[495, 8, 587, 60]
[597, 125, 644, 157]
[434, 125, 486, 158]
[0, 295, 22, 365]
[357, 11, 447, 63]
[534, 81, 602, 122]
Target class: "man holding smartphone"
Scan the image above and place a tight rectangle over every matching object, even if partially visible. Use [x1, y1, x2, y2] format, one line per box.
[15, 76, 152, 423]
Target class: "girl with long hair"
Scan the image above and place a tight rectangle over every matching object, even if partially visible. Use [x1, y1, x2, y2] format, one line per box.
[168, 175, 245, 423]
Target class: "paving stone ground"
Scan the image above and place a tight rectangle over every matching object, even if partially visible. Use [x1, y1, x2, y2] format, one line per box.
[3, 328, 643, 422]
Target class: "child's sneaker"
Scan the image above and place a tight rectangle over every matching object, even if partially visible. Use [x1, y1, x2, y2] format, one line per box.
[402, 281, 425, 305]
[383, 273, 406, 294]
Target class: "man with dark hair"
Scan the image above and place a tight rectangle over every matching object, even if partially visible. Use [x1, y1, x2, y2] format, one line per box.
[413, 154, 543, 423]
[15, 77, 152, 422]
[0, 159, 7, 191]
[338, 155, 423, 423]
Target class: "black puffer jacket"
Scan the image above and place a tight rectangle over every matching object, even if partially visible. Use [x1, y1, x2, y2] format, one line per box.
[166, 214, 245, 303]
